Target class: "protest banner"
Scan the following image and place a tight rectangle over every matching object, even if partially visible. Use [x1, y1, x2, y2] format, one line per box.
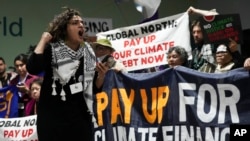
[93, 67, 250, 141]
[199, 14, 243, 45]
[96, 12, 191, 71]
[0, 85, 19, 118]
[0, 115, 38, 141]
[84, 17, 113, 42]
[1, 67, 250, 141]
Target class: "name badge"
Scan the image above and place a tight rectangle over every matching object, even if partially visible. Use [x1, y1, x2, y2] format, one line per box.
[70, 82, 83, 94]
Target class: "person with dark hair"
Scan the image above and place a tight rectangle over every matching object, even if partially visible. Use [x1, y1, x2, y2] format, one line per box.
[26, 8, 96, 141]
[25, 77, 43, 116]
[167, 46, 189, 68]
[187, 7, 218, 72]
[187, 6, 243, 73]
[0, 57, 17, 88]
[10, 53, 38, 117]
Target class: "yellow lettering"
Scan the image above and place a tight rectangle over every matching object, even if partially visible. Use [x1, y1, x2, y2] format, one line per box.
[96, 92, 108, 126]
[157, 86, 169, 123]
[141, 88, 157, 124]
[119, 88, 135, 124]
[111, 89, 123, 124]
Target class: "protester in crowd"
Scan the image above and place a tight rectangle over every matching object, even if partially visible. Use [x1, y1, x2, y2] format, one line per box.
[187, 6, 218, 72]
[10, 53, 38, 117]
[155, 46, 189, 70]
[214, 44, 244, 73]
[0, 57, 17, 88]
[187, 6, 243, 73]
[25, 77, 43, 116]
[244, 57, 250, 70]
[0, 57, 18, 118]
[92, 38, 127, 94]
[26, 8, 96, 141]
[167, 46, 189, 68]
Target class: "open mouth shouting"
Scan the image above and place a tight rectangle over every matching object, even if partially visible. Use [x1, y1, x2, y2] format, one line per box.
[78, 30, 84, 39]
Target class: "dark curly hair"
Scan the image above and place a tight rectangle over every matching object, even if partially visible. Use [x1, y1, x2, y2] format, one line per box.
[47, 7, 81, 42]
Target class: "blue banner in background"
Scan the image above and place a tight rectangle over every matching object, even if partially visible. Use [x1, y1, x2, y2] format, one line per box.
[93, 66, 250, 141]
[0, 85, 19, 118]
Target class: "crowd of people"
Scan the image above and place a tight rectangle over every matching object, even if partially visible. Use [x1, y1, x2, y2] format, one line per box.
[0, 55, 43, 118]
[1, 6, 250, 141]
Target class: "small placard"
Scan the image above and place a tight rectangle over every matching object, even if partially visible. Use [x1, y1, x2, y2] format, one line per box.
[199, 14, 243, 45]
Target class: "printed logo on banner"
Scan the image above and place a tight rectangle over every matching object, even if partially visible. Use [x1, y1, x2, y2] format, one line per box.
[230, 124, 250, 140]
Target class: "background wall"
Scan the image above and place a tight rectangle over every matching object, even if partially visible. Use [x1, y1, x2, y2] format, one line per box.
[1, 0, 249, 68]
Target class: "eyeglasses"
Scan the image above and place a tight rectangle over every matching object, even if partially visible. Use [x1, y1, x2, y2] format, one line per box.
[68, 20, 84, 25]
[96, 46, 110, 51]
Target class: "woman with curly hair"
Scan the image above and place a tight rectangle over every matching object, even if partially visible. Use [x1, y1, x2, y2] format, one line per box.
[26, 8, 96, 141]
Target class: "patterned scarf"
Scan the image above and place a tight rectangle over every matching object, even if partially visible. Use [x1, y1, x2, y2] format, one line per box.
[51, 41, 97, 126]
[51, 41, 84, 100]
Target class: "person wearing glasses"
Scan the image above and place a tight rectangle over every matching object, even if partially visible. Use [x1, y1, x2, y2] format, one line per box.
[215, 44, 244, 73]
[26, 8, 96, 141]
[92, 39, 127, 94]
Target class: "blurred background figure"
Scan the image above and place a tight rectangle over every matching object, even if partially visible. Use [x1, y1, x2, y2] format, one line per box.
[0, 57, 17, 88]
[25, 77, 43, 116]
[10, 53, 38, 117]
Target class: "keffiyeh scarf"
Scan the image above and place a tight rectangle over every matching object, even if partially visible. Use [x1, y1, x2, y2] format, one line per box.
[51, 41, 97, 126]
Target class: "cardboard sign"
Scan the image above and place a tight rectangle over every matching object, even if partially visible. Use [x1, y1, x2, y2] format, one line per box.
[199, 14, 243, 45]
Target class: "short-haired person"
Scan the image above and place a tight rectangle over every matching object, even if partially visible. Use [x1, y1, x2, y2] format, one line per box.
[25, 77, 43, 116]
[214, 44, 243, 73]
[26, 8, 96, 141]
[92, 39, 126, 94]
[167, 46, 188, 68]
[0, 57, 16, 88]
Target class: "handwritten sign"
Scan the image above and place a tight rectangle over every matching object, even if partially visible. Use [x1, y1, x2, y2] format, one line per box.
[199, 14, 243, 45]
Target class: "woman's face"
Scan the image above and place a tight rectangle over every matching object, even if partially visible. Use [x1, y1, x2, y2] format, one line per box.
[30, 83, 41, 101]
[167, 51, 183, 68]
[14, 60, 27, 76]
[94, 45, 112, 58]
[216, 51, 233, 66]
[65, 15, 85, 45]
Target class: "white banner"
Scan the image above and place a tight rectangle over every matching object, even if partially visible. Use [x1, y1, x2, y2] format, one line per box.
[84, 17, 113, 37]
[96, 12, 191, 71]
[0, 115, 38, 141]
